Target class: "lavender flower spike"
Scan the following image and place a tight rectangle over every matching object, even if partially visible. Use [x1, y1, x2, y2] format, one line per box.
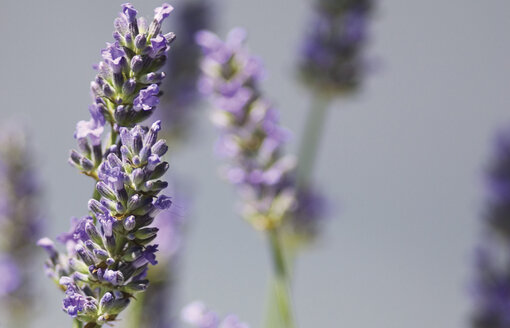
[39, 4, 175, 327]
[0, 123, 42, 326]
[196, 28, 301, 328]
[182, 301, 250, 328]
[69, 2, 176, 180]
[196, 28, 296, 231]
[298, 0, 373, 94]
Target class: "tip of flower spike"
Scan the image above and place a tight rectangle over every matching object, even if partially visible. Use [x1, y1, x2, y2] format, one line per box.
[154, 3, 174, 22]
[37, 237, 54, 247]
[151, 120, 162, 132]
[226, 27, 247, 47]
[121, 3, 138, 21]
[37, 237, 58, 257]
[195, 30, 220, 49]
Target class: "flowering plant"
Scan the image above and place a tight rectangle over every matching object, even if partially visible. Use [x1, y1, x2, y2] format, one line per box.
[39, 4, 175, 327]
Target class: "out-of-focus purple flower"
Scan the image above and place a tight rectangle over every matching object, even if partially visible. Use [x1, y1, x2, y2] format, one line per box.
[197, 29, 297, 231]
[0, 124, 42, 317]
[0, 256, 21, 297]
[472, 126, 510, 327]
[157, 0, 215, 142]
[181, 301, 250, 328]
[57, 216, 92, 246]
[289, 187, 330, 242]
[298, 0, 373, 93]
[198, 29, 328, 241]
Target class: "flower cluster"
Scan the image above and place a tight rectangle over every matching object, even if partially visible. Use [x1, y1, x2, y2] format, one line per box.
[39, 4, 175, 326]
[195, 28, 297, 231]
[0, 125, 41, 316]
[182, 302, 250, 328]
[299, 0, 373, 93]
[472, 128, 510, 327]
[287, 186, 329, 244]
[158, 0, 214, 141]
[69, 2, 175, 179]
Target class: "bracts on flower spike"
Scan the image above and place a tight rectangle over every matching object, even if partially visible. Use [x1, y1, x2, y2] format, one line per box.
[40, 121, 171, 326]
[69, 3, 175, 181]
[39, 3, 175, 327]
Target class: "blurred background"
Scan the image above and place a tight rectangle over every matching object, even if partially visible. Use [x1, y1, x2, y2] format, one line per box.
[1, 0, 510, 327]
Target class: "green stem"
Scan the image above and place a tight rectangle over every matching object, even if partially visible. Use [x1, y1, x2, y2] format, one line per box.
[264, 229, 296, 328]
[72, 319, 83, 328]
[109, 123, 118, 148]
[126, 291, 146, 328]
[296, 94, 331, 189]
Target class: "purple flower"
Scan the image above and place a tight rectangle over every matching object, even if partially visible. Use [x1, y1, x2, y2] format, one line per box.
[197, 29, 297, 230]
[0, 256, 21, 297]
[40, 4, 174, 326]
[75, 118, 104, 145]
[57, 216, 92, 245]
[154, 3, 173, 24]
[74, 104, 105, 145]
[142, 244, 158, 266]
[101, 42, 127, 73]
[156, 0, 215, 141]
[134, 84, 160, 111]
[37, 237, 58, 259]
[155, 195, 172, 210]
[181, 302, 249, 328]
[150, 34, 168, 58]
[298, 0, 373, 92]
[62, 282, 87, 317]
[70, 2, 175, 175]
[122, 3, 138, 23]
[0, 124, 42, 315]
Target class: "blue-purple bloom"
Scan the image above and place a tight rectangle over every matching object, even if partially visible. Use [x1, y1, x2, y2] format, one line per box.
[39, 4, 175, 326]
[299, 0, 373, 93]
[0, 124, 41, 315]
[472, 127, 510, 327]
[182, 301, 250, 328]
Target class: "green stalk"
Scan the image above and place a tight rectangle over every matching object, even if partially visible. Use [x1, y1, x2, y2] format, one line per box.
[126, 291, 146, 328]
[296, 94, 331, 189]
[72, 319, 83, 328]
[264, 229, 296, 328]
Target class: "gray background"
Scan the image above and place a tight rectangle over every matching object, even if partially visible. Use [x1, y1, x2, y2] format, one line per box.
[1, 0, 509, 327]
